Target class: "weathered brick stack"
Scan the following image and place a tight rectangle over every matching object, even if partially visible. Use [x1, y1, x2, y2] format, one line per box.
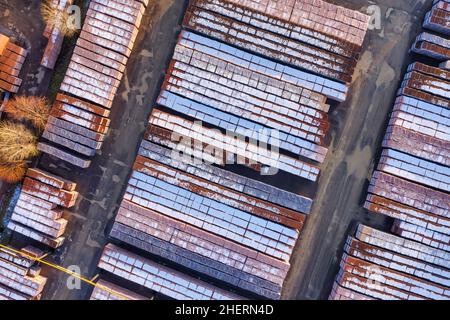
[97, 244, 244, 300]
[38, 93, 110, 168]
[330, 5, 450, 300]
[148, 108, 320, 180]
[0, 246, 48, 300]
[423, 0, 450, 35]
[41, 0, 74, 69]
[411, 32, 450, 60]
[7, 168, 78, 248]
[39, 0, 149, 168]
[330, 225, 450, 300]
[184, 0, 369, 84]
[0, 33, 28, 93]
[90, 279, 149, 300]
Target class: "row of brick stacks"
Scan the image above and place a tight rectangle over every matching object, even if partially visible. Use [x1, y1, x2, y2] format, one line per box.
[0, 246, 48, 300]
[94, 0, 369, 301]
[38, 0, 149, 168]
[41, 0, 74, 69]
[183, 0, 369, 84]
[148, 108, 320, 180]
[97, 244, 245, 300]
[330, 1, 450, 300]
[6, 168, 78, 249]
[108, 141, 308, 299]
[0, 33, 28, 93]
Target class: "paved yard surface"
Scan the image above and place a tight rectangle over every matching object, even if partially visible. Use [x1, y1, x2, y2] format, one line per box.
[0, 0, 433, 300]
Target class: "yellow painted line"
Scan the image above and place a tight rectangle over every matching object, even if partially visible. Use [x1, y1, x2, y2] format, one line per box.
[91, 274, 100, 282]
[38, 253, 49, 260]
[0, 243, 130, 300]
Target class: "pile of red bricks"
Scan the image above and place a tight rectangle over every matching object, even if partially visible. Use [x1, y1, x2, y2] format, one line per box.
[39, 0, 149, 168]
[90, 279, 150, 300]
[7, 168, 78, 248]
[108, 139, 309, 299]
[330, 6, 450, 300]
[0, 246, 48, 300]
[106, 110, 315, 300]
[41, 0, 74, 69]
[184, 0, 369, 84]
[161, 31, 333, 165]
[0, 33, 28, 93]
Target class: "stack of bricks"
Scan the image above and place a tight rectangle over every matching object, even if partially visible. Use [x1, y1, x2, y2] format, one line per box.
[423, 0, 450, 36]
[90, 279, 149, 300]
[0, 246, 48, 300]
[329, 225, 450, 300]
[148, 108, 321, 181]
[183, 0, 369, 84]
[411, 32, 450, 60]
[7, 168, 78, 248]
[98, 244, 245, 300]
[0, 33, 28, 93]
[38, 93, 110, 168]
[376, 149, 449, 192]
[330, 7, 450, 300]
[41, 0, 74, 69]
[367, 63, 450, 249]
[39, 0, 149, 168]
[401, 64, 450, 100]
[173, 30, 347, 102]
[137, 141, 313, 213]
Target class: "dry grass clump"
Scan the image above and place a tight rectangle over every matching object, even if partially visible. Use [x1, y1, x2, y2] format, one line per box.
[4, 96, 51, 131]
[0, 162, 27, 183]
[41, 0, 79, 37]
[0, 122, 39, 183]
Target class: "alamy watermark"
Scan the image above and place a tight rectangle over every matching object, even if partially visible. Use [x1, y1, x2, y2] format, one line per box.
[169, 121, 281, 176]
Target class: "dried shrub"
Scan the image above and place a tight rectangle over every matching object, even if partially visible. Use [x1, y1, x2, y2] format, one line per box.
[4, 96, 51, 131]
[0, 121, 39, 163]
[0, 162, 26, 183]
